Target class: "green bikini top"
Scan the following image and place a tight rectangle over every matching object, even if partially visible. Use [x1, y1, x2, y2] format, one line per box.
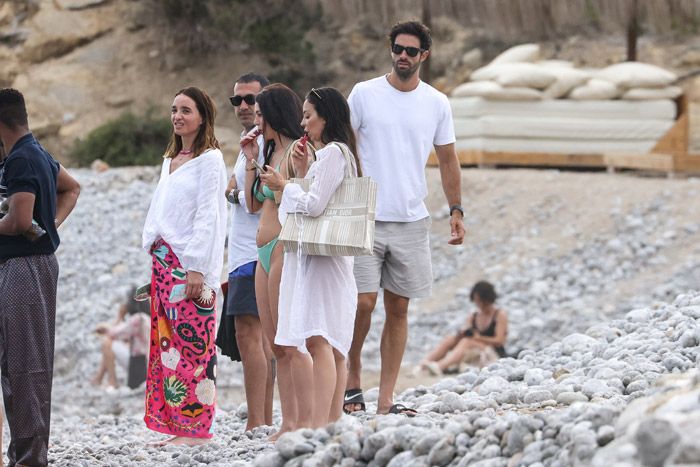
[252, 139, 317, 204]
[253, 179, 276, 203]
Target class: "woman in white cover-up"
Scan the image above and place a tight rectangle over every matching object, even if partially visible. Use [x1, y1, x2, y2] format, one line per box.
[260, 87, 362, 428]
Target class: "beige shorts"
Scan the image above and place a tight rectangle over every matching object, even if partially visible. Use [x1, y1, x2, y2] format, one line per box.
[353, 217, 432, 299]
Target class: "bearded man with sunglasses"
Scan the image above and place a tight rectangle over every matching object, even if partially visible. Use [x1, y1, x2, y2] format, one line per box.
[215, 73, 275, 431]
[345, 21, 465, 416]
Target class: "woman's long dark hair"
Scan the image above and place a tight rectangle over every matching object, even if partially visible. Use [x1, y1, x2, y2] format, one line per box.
[252, 83, 304, 199]
[305, 87, 362, 176]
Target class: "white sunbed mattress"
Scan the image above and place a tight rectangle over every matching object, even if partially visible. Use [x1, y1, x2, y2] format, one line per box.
[475, 116, 674, 141]
[455, 137, 659, 155]
[450, 97, 677, 121]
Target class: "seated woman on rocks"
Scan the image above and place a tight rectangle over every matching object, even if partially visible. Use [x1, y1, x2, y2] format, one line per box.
[92, 286, 150, 389]
[417, 281, 508, 375]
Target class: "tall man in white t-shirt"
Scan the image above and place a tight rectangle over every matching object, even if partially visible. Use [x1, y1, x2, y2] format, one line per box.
[345, 21, 465, 415]
[217, 73, 274, 430]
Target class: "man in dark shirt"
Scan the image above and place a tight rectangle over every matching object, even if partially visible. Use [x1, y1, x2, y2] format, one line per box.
[0, 88, 80, 467]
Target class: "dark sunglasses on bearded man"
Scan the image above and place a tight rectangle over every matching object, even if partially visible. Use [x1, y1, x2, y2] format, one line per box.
[391, 43, 426, 57]
[229, 94, 256, 107]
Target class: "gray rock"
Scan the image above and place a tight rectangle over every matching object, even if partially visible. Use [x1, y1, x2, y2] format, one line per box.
[634, 418, 680, 467]
[477, 376, 510, 396]
[581, 379, 614, 398]
[253, 452, 285, 467]
[556, 391, 588, 404]
[505, 421, 531, 455]
[360, 432, 386, 461]
[339, 431, 361, 459]
[597, 425, 615, 446]
[427, 438, 456, 466]
[523, 389, 554, 404]
[561, 333, 600, 356]
[373, 444, 399, 466]
[386, 451, 416, 467]
[625, 379, 649, 394]
[412, 431, 444, 456]
[662, 355, 686, 371]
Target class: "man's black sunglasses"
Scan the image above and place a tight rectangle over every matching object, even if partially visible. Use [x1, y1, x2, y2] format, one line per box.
[229, 94, 256, 107]
[391, 43, 425, 57]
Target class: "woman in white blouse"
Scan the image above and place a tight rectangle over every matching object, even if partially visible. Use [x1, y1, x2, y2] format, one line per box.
[142, 87, 227, 445]
[261, 87, 362, 428]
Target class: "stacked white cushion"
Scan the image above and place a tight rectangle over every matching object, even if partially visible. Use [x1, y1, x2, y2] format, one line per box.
[542, 67, 591, 99]
[569, 79, 621, 100]
[622, 86, 683, 100]
[448, 97, 676, 156]
[451, 81, 502, 97]
[447, 48, 680, 157]
[477, 115, 673, 140]
[450, 97, 677, 120]
[490, 43, 540, 64]
[471, 63, 556, 89]
[595, 62, 677, 88]
[456, 137, 660, 155]
[453, 118, 481, 139]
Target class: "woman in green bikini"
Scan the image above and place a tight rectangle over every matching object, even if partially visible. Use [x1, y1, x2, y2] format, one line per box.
[241, 83, 314, 440]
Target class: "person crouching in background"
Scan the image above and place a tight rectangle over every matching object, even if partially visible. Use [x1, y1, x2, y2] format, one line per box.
[417, 281, 508, 375]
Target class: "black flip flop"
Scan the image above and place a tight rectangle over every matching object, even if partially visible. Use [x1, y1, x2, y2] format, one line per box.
[343, 388, 366, 414]
[386, 403, 417, 417]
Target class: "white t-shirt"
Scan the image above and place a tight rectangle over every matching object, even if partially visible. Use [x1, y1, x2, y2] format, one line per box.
[227, 134, 265, 273]
[348, 75, 455, 222]
[142, 149, 227, 290]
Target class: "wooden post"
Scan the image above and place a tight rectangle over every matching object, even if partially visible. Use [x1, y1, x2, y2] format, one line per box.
[421, 0, 432, 84]
[626, 0, 638, 61]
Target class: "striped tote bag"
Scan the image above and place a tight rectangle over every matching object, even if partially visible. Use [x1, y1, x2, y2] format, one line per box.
[279, 143, 377, 256]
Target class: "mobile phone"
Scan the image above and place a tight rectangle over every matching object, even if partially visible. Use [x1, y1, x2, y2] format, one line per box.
[250, 158, 266, 172]
[240, 127, 262, 148]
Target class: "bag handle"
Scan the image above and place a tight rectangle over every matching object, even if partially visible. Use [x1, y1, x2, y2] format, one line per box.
[330, 142, 357, 178]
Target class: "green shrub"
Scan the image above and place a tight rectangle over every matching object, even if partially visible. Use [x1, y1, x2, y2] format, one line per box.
[70, 111, 171, 167]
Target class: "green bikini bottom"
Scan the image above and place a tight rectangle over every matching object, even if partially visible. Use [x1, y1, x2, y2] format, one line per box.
[257, 237, 279, 274]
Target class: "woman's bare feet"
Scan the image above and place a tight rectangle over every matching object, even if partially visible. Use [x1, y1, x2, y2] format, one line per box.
[166, 436, 210, 446]
[146, 436, 178, 447]
[147, 436, 210, 447]
[268, 423, 295, 442]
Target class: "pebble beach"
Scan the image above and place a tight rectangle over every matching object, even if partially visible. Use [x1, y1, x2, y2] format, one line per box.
[16, 166, 699, 466]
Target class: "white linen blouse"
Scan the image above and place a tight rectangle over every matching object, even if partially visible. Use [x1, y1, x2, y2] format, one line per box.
[275, 143, 358, 357]
[142, 148, 227, 290]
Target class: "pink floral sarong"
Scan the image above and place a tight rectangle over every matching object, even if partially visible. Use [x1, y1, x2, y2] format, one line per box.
[144, 239, 217, 438]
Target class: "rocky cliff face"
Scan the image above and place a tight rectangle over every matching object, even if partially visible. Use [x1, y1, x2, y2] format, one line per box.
[2, 0, 700, 163]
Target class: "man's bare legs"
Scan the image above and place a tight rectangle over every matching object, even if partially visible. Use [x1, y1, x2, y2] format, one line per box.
[234, 314, 273, 431]
[345, 290, 411, 414]
[344, 292, 377, 412]
[377, 290, 409, 414]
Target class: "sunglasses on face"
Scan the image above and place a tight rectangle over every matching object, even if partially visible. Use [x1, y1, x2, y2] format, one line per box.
[229, 94, 256, 107]
[391, 43, 425, 57]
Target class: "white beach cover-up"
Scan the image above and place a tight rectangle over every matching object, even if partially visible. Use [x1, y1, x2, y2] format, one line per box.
[275, 144, 358, 357]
